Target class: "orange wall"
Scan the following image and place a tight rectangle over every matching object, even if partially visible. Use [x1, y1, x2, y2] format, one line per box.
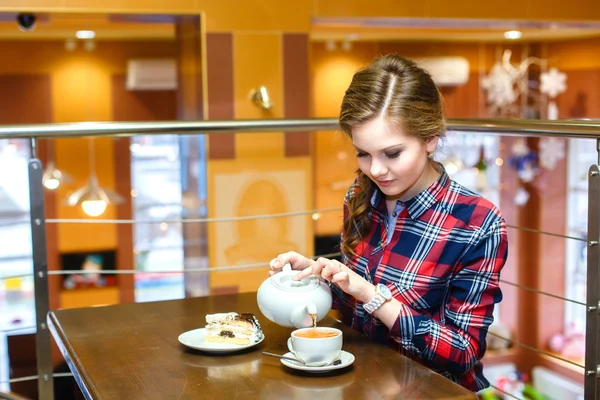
[545, 37, 600, 70]
[313, 0, 600, 21]
[2, 0, 600, 32]
[0, 40, 177, 253]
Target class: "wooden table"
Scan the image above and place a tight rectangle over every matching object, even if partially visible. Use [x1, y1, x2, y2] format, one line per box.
[48, 292, 477, 399]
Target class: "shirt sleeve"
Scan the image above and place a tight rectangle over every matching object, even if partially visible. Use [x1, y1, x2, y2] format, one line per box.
[387, 218, 508, 377]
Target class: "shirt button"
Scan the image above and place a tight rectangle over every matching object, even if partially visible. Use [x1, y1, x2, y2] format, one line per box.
[412, 301, 418, 306]
[392, 212, 397, 217]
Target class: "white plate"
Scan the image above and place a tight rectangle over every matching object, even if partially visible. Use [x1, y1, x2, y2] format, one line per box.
[280, 350, 355, 373]
[178, 328, 264, 354]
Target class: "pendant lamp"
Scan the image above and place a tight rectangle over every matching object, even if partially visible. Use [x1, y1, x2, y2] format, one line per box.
[65, 139, 124, 217]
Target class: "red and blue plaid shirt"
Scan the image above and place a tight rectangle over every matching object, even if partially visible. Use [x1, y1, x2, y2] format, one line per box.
[333, 166, 508, 391]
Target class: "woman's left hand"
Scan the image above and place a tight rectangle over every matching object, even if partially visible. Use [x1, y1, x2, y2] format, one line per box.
[294, 257, 374, 302]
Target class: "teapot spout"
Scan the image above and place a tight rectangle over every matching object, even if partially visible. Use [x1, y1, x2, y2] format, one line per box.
[290, 303, 319, 328]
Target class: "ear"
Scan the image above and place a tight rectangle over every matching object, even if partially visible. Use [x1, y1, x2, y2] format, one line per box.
[425, 137, 439, 154]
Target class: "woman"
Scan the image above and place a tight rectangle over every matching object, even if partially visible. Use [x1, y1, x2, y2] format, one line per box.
[269, 54, 508, 392]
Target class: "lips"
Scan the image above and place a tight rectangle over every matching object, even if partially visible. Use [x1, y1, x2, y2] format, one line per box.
[376, 180, 394, 187]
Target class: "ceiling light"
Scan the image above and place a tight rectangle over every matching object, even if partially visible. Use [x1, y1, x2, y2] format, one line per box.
[504, 30, 522, 40]
[76, 30, 96, 39]
[66, 174, 123, 217]
[65, 139, 124, 217]
[42, 161, 73, 190]
[64, 38, 77, 52]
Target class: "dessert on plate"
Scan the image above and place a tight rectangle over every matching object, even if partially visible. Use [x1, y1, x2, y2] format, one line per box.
[204, 312, 263, 345]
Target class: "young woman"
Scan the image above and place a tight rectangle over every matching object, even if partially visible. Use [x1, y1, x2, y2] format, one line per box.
[269, 54, 508, 392]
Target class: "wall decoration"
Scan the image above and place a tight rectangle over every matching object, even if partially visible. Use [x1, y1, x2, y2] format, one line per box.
[540, 68, 567, 120]
[481, 49, 567, 120]
[508, 138, 539, 206]
[481, 50, 538, 117]
[208, 158, 312, 293]
[538, 137, 566, 171]
[60, 249, 117, 290]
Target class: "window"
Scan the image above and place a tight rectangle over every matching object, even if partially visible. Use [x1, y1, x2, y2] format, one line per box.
[564, 138, 596, 335]
[0, 139, 36, 391]
[438, 131, 501, 207]
[0, 139, 35, 330]
[130, 135, 185, 302]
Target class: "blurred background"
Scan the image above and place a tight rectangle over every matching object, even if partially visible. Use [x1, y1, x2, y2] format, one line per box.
[1, 2, 599, 398]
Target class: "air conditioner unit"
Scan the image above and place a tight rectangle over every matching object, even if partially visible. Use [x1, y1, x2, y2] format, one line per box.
[416, 57, 470, 87]
[126, 59, 177, 91]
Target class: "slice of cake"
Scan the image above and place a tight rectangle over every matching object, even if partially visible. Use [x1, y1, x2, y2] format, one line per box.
[204, 312, 263, 346]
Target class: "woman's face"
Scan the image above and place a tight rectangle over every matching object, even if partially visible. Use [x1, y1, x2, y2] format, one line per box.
[352, 117, 438, 201]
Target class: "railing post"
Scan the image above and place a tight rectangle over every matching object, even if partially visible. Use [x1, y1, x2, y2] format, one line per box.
[586, 160, 600, 400]
[28, 138, 54, 400]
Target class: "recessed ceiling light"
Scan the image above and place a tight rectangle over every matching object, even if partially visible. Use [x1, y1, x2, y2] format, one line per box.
[504, 30, 522, 40]
[76, 30, 96, 39]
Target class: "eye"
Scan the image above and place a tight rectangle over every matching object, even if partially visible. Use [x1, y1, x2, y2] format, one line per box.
[385, 151, 401, 159]
[356, 152, 369, 158]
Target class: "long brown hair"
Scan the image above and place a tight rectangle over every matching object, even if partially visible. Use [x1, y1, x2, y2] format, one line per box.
[339, 54, 446, 259]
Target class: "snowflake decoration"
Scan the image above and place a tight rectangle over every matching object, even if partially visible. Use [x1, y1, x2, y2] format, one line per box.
[511, 138, 530, 157]
[514, 187, 530, 206]
[538, 137, 565, 171]
[509, 138, 539, 183]
[481, 62, 518, 110]
[540, 68, 567, 99]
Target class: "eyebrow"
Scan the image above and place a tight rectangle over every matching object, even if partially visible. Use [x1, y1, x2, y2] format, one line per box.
[354, 144, 405, 152]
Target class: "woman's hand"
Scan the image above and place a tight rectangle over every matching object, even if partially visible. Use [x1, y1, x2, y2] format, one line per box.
[295, 257, 374, 303]
[268, 251, 315, 276]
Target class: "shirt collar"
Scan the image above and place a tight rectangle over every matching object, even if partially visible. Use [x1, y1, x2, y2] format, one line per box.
[370, 163, 450, 220]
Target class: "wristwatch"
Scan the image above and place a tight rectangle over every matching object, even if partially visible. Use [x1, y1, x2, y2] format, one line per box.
[363, 283, 393, 314]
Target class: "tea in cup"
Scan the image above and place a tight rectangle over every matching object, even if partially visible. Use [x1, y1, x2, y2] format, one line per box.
[287, 327, 342, 365]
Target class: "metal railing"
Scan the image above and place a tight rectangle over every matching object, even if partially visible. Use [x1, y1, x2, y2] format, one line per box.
[1, 117, 599, 400]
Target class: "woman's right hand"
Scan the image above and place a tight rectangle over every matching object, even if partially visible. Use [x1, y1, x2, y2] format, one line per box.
[268, 251, 315, 276]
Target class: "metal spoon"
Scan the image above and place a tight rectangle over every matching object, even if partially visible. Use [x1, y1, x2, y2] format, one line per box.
[262, 351, 341, 367]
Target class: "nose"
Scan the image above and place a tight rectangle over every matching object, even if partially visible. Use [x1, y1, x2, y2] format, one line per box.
[370, 158, 387, 179]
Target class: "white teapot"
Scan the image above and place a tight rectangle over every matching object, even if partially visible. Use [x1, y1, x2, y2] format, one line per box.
[257, 263, 332, 328]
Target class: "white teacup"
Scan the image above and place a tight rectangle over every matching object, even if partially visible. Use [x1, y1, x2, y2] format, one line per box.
[287, 327, 343, 365]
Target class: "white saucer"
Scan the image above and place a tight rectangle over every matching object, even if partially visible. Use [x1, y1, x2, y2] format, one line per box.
[280, 350, 355, 373]
[178, 328, 264, 354]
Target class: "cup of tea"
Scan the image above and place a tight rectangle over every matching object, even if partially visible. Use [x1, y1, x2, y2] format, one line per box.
[287, 327, 343, 364]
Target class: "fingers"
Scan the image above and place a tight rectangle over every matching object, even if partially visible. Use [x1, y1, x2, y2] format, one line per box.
[294, 266, 313, 280]
[319, 258, 344, 281]
[269, 251, 311, 272]
[294, 258, 345, 281]
[330, 271, 349, 285]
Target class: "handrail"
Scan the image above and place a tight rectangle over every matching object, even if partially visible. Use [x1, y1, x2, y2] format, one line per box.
[0, 117, 600, 139]
[0, 118, 339, 139]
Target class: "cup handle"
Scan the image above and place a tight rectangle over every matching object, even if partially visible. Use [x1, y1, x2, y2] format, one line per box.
[287, 337, 295, 354]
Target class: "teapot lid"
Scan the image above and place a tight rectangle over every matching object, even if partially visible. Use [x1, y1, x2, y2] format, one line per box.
[272, 263, 320, 292]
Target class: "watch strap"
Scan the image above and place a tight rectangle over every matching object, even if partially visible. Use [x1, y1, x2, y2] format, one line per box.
[363, 284, 390, 314]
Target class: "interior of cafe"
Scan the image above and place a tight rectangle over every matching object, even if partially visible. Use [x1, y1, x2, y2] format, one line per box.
[1, 1, 600, 399]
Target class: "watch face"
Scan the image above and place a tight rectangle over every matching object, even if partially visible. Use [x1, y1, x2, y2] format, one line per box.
[378, 284, 392, 300]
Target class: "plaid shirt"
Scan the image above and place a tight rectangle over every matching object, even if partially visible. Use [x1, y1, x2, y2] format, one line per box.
[332, 166, 508, 392]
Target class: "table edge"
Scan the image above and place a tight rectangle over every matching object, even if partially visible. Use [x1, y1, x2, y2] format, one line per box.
[47, 311, 97, 400]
